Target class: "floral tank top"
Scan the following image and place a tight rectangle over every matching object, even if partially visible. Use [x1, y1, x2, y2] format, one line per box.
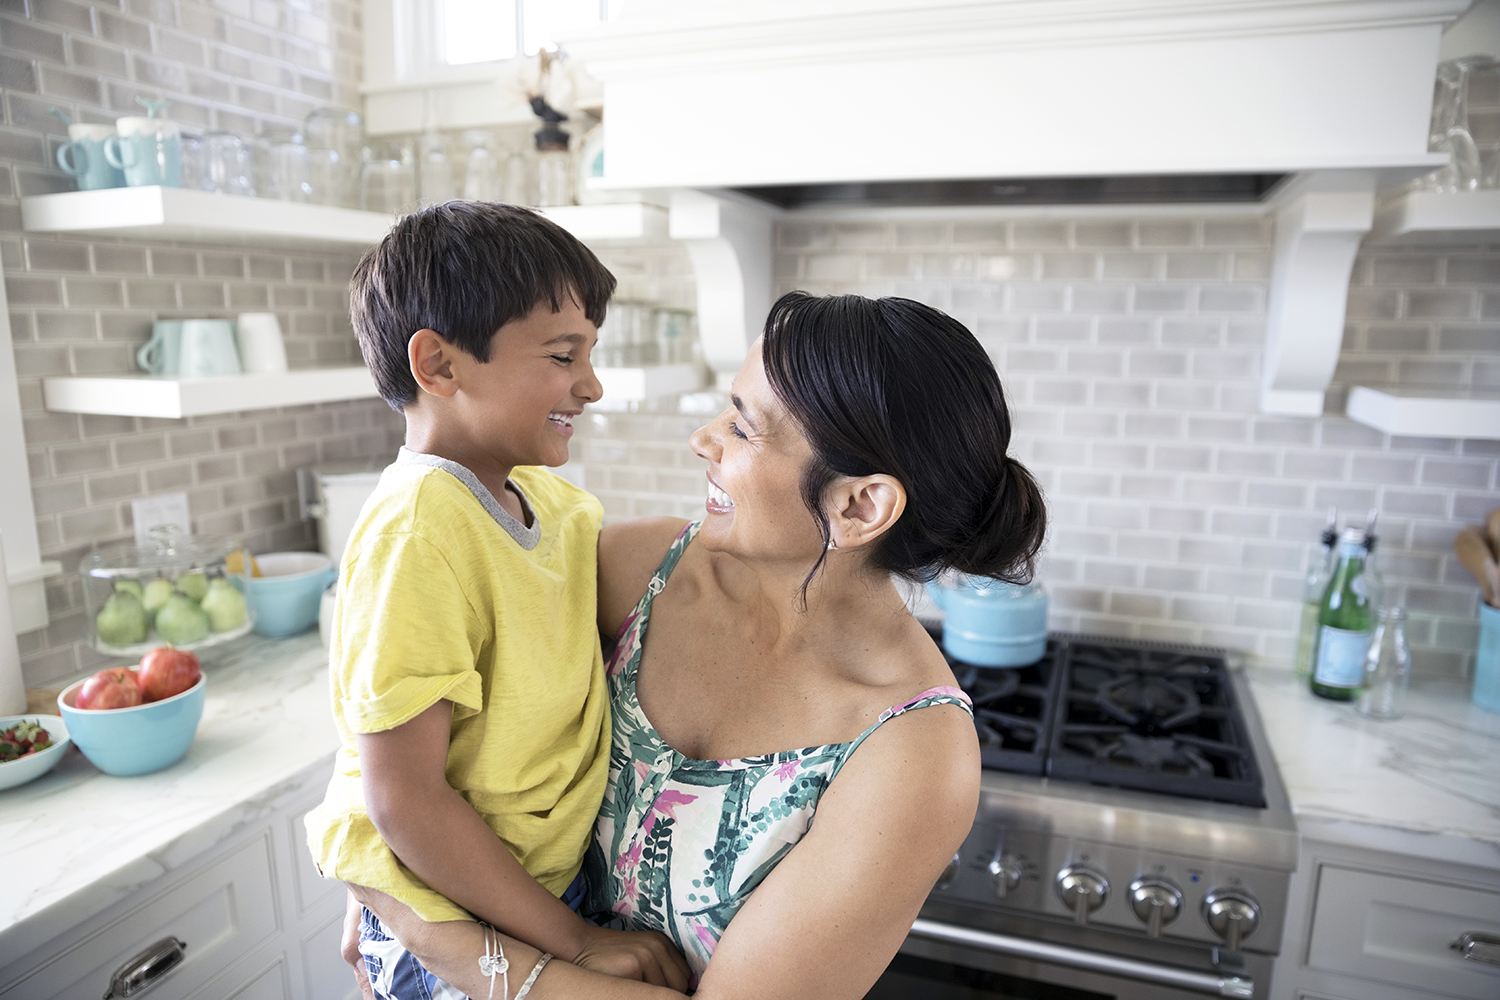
[581, 522, 973, 981]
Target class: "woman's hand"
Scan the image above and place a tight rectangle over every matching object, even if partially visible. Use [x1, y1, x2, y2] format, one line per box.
[573, 924, 691, 990]
[341, 890, 375, 1000]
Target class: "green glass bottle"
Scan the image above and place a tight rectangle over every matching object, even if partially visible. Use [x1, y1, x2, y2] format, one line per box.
[1294, 509, 1339, 679]
[1311, 526, 1374, 701]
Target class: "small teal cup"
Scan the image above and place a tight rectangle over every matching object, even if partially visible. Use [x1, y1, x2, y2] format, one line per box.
[176, 319, 241, 377]
[58, 674, 205, 777]
[246, 552, 338, 638]
[136, 320, 184, 375]
[104, 117, 182, 187]
[1474, 602, 1500, 712]
[57, 124, 125, 191]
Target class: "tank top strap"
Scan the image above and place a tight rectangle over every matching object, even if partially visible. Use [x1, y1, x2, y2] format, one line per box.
[828, 686, 974, 782]
[615, 520, 701, 641]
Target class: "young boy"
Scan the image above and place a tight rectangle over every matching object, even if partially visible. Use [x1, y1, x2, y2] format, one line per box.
[305, 202, 684, 999]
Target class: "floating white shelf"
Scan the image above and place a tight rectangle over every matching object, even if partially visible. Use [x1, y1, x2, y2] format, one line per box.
[1368, 190, 1500, 246]
[21, 186, 394, 248]
[1345, 385, 1500, 439]
[42, 366, 378, 419]
[540, 203, 668, 241]
[595, 363, 703, 401]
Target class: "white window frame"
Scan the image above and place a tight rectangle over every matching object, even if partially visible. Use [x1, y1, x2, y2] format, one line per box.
[362, 0, 608, 136]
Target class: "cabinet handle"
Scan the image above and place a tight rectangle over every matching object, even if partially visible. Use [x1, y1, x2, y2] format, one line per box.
[102, 937, 188, 999]
[1452, 932, 1500, 968]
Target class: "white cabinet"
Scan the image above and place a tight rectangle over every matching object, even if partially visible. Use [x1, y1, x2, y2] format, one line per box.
[1273, 836, 1500, 1000]
[0, 776, 353, 1000]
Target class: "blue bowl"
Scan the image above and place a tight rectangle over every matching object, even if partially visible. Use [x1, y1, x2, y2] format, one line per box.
[57, 674, 205, 776]
[246, 552, 338, 638]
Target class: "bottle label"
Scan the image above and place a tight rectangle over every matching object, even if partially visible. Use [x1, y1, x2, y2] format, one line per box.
[1314, 626, 1370, 688]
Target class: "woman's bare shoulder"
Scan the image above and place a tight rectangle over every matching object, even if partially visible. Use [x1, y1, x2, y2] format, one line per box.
[597, 517, 692, 635]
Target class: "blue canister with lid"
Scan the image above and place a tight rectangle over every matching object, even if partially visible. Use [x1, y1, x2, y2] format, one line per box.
[926, 575, 1049, 667]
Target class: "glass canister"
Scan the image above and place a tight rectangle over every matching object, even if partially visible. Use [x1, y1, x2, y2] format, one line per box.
[1357, 606, 1411, 720]
[925, 573, 1049, 667]
[80, 527, 253, 657]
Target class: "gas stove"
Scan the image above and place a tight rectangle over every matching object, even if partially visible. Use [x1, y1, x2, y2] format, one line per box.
[881, 632, 1298, 1000]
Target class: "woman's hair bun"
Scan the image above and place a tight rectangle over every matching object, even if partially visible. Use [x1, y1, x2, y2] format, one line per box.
[760, 291, 1047, 587]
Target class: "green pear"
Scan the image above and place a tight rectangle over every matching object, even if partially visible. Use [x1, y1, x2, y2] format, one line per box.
[113, 579, 143, 601]
[142, 577, 175, 619]
[154, 593, 210, 645]
[201, 578, 247, 632]
[175, 571, 209, 603]
[96, 591, 149, 646]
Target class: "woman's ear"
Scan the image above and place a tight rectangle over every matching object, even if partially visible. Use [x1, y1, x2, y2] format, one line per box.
[827, 474, 907, 552]
[409, 329, 458, 399]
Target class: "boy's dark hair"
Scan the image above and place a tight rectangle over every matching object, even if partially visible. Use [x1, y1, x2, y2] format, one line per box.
[350, 201, 617, 410]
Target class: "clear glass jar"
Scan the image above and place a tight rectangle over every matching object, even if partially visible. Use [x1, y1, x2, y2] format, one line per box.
[460, 130, 508, 201]
[1357, 606, 1410, 720]
[80, 527, 253, 656]
[418, 132, 456, 205]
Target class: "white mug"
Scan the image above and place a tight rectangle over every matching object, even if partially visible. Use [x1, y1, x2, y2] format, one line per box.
[235, 312, 288, 373]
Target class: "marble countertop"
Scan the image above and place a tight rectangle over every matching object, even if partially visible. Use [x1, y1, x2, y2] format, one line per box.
[6, 628, 1500, 953]
[0, 633, 340, 960]
[1246, 665, 1500, 867]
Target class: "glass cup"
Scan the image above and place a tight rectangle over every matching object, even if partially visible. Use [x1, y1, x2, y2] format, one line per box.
[418, 133, 456, 205]
[1357, 606, 1410, 720]
[203, 131, 254, 196]
[460, 130, 507, 201]
[303, 108, 363, 207]
[360, 151, 416, 214]
[256, 129, 311, 202]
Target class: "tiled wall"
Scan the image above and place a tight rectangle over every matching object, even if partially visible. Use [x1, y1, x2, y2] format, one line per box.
[3, 0, 404, 688]
[574, 213, 1500, 677]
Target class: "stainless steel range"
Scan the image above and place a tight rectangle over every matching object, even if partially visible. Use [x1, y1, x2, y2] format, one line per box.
[871, 633, 1297, 1000]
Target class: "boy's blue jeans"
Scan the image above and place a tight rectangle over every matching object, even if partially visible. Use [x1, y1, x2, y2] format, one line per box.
[359, 873, 587, 1000]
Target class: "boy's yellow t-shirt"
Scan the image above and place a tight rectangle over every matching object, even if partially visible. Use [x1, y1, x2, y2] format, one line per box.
[304, 451, 609, 923]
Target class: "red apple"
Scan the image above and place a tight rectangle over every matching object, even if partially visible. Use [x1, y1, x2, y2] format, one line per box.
[137, 647, 201, 702]
[76, 667, 143, 710]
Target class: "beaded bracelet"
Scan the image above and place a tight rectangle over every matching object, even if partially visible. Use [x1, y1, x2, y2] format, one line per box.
[477, 926, 509, 1000]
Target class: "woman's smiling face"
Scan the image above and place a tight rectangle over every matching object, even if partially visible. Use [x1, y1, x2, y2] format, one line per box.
[689, 341, 826, 564]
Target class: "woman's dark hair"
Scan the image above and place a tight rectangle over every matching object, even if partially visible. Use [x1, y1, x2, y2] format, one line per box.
[349, 201, 616, 409]
[760, 291, 1046, 591]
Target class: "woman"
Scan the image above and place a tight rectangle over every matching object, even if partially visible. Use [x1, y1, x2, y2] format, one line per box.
[349, 291, 1046, 999]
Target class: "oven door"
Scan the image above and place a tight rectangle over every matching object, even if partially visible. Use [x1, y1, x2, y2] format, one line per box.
[866, 919, 1261, 1000]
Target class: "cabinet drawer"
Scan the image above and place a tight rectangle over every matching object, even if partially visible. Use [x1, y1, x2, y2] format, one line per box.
[1308, 864, 1500, 999]
[1, 834, 279, 1000]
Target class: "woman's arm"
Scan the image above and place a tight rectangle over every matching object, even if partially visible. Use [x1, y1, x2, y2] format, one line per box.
[596, 518, 689, 636]
[357, 702, 979, 1000]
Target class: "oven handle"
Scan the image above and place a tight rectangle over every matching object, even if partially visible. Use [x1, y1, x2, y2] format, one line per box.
[908, 918, 1254, 999]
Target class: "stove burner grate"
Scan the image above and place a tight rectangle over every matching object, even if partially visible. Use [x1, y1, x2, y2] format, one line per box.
[940, 636, 1060, 776]
[1046, 638, 1266, 807]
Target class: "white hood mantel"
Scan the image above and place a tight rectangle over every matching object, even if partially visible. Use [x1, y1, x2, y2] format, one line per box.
[564, 0, 1471, 418]
[568, 0, 1464, 189]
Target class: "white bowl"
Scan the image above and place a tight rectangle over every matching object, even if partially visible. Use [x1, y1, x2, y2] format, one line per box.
[0, 714, 71, 791]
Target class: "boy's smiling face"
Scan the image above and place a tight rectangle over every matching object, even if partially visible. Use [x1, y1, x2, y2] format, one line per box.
[437, 296, 603, 471]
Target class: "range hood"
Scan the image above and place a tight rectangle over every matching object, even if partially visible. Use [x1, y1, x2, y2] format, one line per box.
[567, 0, 1464, 190]
[563, 0, 1468, 416]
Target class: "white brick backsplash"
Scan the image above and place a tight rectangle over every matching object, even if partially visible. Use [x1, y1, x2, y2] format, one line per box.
[5, 0, 396, 687]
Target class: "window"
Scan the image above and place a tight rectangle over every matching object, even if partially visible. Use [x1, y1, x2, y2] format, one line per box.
[439, 0, 618, 67]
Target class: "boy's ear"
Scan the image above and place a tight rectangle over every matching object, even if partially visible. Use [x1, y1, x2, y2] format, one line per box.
[409, 329, 458, 399]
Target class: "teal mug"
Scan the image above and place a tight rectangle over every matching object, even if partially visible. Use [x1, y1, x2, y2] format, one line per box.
[57, 124, 125, 191]
[246, 552, 338, 638]
[176, 319, 241, 377]
[1474, 602, 1499, 712]
[103, 118, 182, 187]
[136, 320, 184, 375]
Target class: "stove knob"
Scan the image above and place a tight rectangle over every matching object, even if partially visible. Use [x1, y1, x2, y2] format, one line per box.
[989, 855, 1023, 899]
[1128, 877, 1182, 938]
[1055, 865, 1109, 926]
[935, 852, 961, 890]
[1203, 889, 1260, 952]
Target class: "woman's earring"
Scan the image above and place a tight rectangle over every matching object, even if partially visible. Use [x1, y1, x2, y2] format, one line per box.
[827, 537, 837, 551]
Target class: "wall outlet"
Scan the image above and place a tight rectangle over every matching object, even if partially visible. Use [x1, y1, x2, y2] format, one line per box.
[131, 492, 192, 547]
